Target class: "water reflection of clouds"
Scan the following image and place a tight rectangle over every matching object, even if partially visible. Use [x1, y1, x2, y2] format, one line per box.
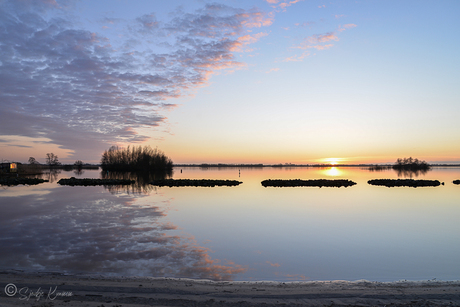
[0, 185, 246, 280]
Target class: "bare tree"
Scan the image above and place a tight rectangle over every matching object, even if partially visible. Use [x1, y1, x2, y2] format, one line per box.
[46, 153, 60, 166]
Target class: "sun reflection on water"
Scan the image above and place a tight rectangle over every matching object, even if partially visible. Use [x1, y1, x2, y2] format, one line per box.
[322, 167, 342, 177]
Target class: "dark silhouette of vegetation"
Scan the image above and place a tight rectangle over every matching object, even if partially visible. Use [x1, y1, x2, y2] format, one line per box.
[393, 157, 430, 171]
[46, 153, 61, 167]
[0, 177, 48, 186]
[28, 157, 39, 165]
[261, 179, 357, 188]
[368, 179, 441, 187]
[151, 179, 242, 187]
[453, 180, 460, 185]
[18, 163, 43, 175]
[368, 165, 392, 171]
[101, 145, 173, 173]
[57, 177, 135, 186]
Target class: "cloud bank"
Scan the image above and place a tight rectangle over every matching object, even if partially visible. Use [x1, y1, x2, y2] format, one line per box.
[0, 0, 271, 161]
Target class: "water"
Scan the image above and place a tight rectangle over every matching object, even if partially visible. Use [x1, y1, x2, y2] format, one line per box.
[1, 166, 459, 282]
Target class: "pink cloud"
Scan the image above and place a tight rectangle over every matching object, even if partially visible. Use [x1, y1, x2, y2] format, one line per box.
[338, 23, 357, 32]
[286, 24, 356, 61]
[266, 68, 280, 73]
[310, 44, 334, 50]
[283, 52, 310, 62]
[266, 261, 281, 267]
[266, 0, 304, 11]
[241, 11, 274, 27]
[238, 32, 268, 44]
[279, 0, 303, 9]
[309, 32, 338, 43]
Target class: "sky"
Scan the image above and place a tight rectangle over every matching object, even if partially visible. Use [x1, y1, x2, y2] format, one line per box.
[1, 0, 459, 165]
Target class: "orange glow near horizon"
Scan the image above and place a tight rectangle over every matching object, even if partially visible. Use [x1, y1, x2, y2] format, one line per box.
[320, 158, 345, 165]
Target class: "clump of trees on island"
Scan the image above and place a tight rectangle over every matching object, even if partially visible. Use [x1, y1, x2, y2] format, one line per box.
[393, 157, 430, 171]
[101, 145, 173, 173]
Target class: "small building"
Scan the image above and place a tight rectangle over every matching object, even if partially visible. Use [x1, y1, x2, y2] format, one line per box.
[0, 162, 18, 173]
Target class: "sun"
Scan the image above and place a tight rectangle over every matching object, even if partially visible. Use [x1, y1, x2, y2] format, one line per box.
[322, 158, 343, 165]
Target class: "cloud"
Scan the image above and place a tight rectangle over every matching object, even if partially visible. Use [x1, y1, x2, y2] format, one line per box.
[266, 0, 304, 11]
[233, 32, 269, 52]
[285, 24, 356, 61]
[296, 21, 315, 28]
[338, 23, 357, 32]
[266, 68, 280, 73]
[266, 261, 281, 267]
[283, 52, 310, 62]
[0, 1, 272, 161]
[305, 32, 339, 44]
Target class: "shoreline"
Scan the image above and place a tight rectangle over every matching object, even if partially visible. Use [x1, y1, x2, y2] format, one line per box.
[1, 271, 459, 306]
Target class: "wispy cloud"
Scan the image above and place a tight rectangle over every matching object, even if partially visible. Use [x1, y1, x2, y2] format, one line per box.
[265, 0, 304, 11]
[338, 23, 357, 32]
[266, 68, 280, 73]
[285, 24, 357, 61]
[283, 52, 310, 62]
[0, 1, 272, 160]
[266, 261, 281, 267]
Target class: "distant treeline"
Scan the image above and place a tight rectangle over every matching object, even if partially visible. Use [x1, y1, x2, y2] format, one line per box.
[101, 145, 173, 173]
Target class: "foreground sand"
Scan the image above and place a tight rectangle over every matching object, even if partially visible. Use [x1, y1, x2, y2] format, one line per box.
[1, 271, 459, 306]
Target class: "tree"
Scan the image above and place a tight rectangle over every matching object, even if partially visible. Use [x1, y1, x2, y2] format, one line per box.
[46, 153, 60, 166]
[28, 157, 39, 165]
[100, 145, 173, 173]
[74, 160, 83, 166]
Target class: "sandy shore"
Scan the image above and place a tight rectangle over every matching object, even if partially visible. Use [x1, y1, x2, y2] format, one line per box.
[1, 271, 459, 306]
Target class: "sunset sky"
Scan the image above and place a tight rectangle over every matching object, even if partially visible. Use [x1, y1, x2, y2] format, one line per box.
[1, 0, 459, 164]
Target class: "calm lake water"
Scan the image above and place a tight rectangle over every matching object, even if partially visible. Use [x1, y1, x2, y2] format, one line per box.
[1, 166, 459, 282]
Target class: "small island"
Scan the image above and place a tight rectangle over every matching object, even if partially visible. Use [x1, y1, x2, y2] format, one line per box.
[57, 177, 135, 186]
[261, 179, 357, 188]
[368, 179, 441, 187]
[393, 157, 430, 171]
[150, 179, 242, 187]
[0, 177, 49, 186]
[453, 180, 460, 185]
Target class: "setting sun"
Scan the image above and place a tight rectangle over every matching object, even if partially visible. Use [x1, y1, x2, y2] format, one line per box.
[322, 158, 344, 165]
